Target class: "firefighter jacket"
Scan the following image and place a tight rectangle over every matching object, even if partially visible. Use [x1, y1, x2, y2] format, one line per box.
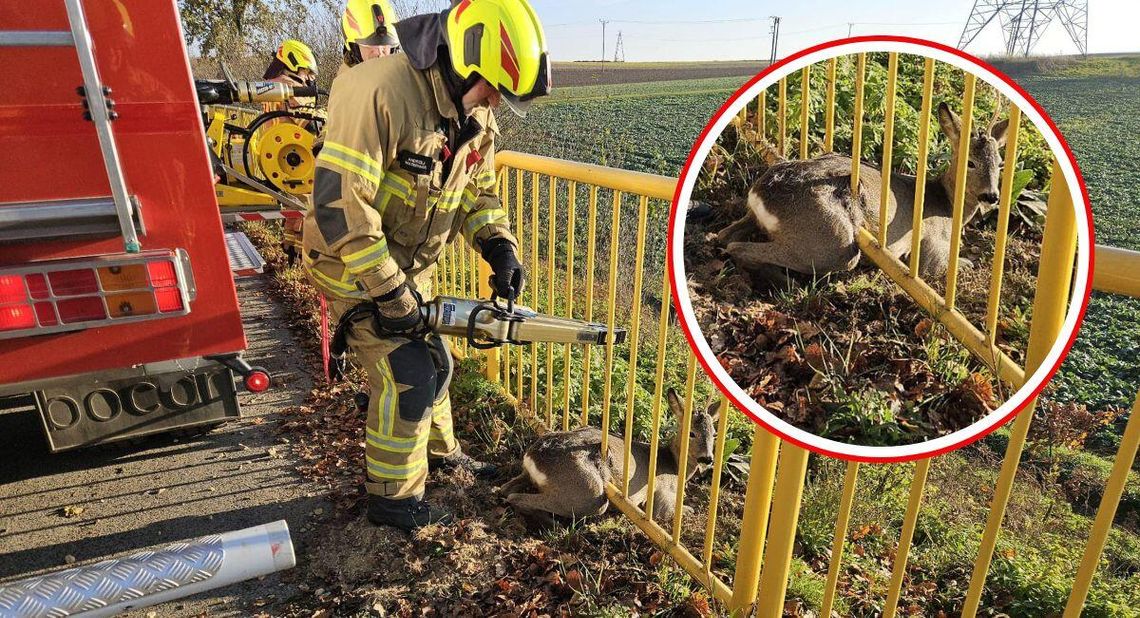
[301, 52, 513, 302]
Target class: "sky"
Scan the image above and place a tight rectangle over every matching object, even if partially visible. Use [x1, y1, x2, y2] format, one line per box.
[530, 0, 1138, 62]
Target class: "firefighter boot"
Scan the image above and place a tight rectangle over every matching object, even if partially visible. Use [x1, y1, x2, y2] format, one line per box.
[366, 494, 453, 531]
[431, 448, 497, 479]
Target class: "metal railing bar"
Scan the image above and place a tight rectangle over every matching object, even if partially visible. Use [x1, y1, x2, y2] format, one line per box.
[546, 176, 557, 427]
[755, 444, 810, 618]
[944, 73, 977, 309]
[644, 268, 672, 520]
[824, 58, 837, 152]
[820, 461, 861, 617]
[799, 66, 811, 161]
[758, 90, 767, 141]
[856, 228, 1026, 386]
[1092, 245, 1140, 297]
[984, 106, 1022, 347]
[495, 151, 675, 201]
[1063, 389, 1140, 615]
[515, 168, 525, 400]
[851, 53, 867, 198]
[909, 58, 936, 276]
[671, 355, 699, 543]
[530, 172, 540, 412]
[562, 181, 577, 431]
[883, 458, 933, 618]
[581, 185, 599, 427]
[778, 77, 787, 155]
[728, 428, 782, 612]
[879, 52, 899, 248]
[623, 196, 650, 497]
[962, 160, 1078, 616]
[702, 393, 732, 572]
[604, 483, 734, 604]
[600, 191, 623, 452]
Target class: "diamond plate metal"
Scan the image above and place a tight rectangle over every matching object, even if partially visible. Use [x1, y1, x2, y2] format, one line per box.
[0, 535, 223, 618]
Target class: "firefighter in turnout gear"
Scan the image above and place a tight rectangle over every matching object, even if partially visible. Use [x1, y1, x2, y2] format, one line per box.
[342, 0, 401, 70]
[301, 0, 551, 531]
[263, 39, 320, 110]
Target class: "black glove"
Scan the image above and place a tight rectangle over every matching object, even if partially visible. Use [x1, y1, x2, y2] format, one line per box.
[481, 237, 525, 300]
[373, 283, 425, 336]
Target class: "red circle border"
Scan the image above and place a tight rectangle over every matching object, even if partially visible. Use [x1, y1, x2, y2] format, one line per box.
[666, 35, 1096, 463]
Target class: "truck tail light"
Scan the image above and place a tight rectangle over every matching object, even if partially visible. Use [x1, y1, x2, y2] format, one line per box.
[0, 250, 195, 339]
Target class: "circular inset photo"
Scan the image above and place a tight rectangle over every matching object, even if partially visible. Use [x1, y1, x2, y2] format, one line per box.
[668, 37, 1092, 462]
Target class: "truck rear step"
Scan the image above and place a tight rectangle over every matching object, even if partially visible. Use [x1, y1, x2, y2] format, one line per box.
[224, 231, 265, 277]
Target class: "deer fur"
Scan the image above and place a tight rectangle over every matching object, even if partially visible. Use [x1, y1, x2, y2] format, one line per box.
[715, 102, 1010, 287]
[500, 389, 721, 523]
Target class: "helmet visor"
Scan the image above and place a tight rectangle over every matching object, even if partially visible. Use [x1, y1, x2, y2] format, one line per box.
[358, 29, 400, 47]
[499, 88, 532, 118]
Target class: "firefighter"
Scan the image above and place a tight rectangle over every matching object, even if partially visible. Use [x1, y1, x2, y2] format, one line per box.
[262, 39, 319, 110]
[341, 0, 401, 72]
[301, 0, 551, 531]
[264, 39, 321, 263]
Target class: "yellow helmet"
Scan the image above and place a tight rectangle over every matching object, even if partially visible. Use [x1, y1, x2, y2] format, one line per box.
[445, 0, 551, 115]
[342, 0, 400, 50]
[276, 39, 318, 76]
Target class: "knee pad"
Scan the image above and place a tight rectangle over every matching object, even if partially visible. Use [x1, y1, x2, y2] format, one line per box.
[388, 339, 437, 423]
[425, 335, 453, 401]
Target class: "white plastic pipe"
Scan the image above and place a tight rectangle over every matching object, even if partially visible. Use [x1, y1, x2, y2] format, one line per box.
[0, 520, 295, 617]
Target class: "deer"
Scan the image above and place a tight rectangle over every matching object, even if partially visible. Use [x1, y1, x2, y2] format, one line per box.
[500, 388, 722, 524]
[713, 102, 1010, 288]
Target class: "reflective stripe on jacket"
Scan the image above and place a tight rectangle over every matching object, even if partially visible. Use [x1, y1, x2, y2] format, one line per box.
[301, 53, 514, 301]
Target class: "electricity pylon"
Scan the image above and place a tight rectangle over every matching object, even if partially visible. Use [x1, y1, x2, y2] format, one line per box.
[613, 31, 625, 62]
[958, 0, 1088, 57]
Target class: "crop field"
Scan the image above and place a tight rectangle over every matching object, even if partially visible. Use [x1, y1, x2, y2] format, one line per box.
[553, 60, 764, 87]
[494, 56, 1140, 615]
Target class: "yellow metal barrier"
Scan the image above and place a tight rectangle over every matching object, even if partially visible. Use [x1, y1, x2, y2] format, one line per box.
[446, 52, 1140, 616]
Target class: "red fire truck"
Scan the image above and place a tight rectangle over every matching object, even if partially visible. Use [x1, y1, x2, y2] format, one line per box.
[0, 0, 269, 451]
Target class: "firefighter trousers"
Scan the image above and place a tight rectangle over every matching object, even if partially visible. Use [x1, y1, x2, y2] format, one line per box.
[330, 286, 459, 500]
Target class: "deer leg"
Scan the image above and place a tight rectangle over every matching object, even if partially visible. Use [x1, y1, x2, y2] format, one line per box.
[714, 214, 759, 246]
[507, 491, 609, 519]
[498, 473, 531, 496]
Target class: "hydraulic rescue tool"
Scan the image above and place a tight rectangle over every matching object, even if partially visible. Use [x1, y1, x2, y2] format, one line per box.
[197, 63, 327, 212]
[329, 296, 627, 381]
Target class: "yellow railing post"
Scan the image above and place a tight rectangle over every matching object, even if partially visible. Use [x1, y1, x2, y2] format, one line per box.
[851, 53, 867, 197]
[1064, 391, 1140, 615]
[622, 196, 649, 497]
[884, 458, 932, 618]
[478, 258, 498, 383]
[778, 77, 787, 156]
[729, 429, 781, 614]
[643, 267, 672, 520]
[878, 52, 898, 248]
[799, 66, 811, 160]
[824, 57, 837, 152]
[908, 58, 936, 276]
[757, 90, 767, 142]
[599, 191, 622, 452]
[962, 160, 1077, 616]
[755, 445, 810, 618]
[546, 176, 557, 427]
[984, 105, 1022, 347]
[820, 461, 860, 616]
[581, 186, 599, 427]
[562, 182, 577, 430]
[944, 73, 977, 309]
[530, 172, 540, 413]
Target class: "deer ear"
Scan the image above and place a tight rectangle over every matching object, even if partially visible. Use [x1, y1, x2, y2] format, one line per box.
[990, 117, 1011, 148]
[707, 399, 725, 423]
[666, 388, 684, 420]
[937, 102, 961, 144]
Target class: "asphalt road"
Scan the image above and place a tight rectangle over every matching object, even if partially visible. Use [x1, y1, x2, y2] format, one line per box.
[0, 276, 326, 615]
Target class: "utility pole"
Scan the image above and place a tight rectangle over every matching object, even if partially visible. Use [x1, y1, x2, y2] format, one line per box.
[599, 19, 609, 62]
[613, 31, 625, 62]
[958, 0, 1088, 57]
[848, 22, 854, 37]
[768, 16, 781, 64]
